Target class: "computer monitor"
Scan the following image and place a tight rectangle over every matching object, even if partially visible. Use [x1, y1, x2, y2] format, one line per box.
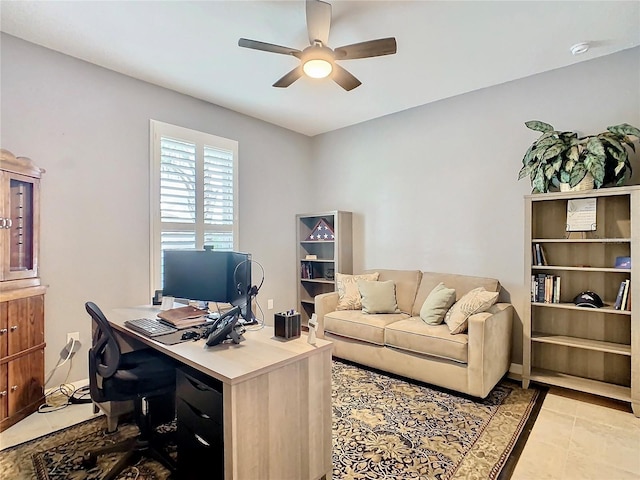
[162, 250, 229, 303]
[162, 249, 256, 323]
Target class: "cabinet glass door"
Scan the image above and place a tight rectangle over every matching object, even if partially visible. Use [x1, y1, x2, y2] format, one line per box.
[1, 172, 39, 281]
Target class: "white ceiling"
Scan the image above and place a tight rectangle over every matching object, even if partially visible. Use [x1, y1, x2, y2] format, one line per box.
[1, 1, 639, 137]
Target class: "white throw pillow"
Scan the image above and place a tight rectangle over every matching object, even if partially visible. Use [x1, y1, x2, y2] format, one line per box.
[444, 287, 499, 334]
[335, 272, 380, 310]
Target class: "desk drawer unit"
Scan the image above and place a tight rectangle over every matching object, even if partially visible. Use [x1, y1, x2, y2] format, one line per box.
[176, 367, 224, 479]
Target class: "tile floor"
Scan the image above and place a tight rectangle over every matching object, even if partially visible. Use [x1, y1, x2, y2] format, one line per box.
[512, 387, 640, 479]
[1, 384, 639, 479]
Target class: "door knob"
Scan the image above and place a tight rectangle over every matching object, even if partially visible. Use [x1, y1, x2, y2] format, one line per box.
[10, 385, 18, 392]
[10, 325, 18, 332]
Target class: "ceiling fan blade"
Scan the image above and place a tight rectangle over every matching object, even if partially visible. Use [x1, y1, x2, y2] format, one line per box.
[273, 66, 304, 88]
[334, 37, 397, 60]
[332, 64, 361, 91]
[238, 38, 301, 56]
[306, 0, 331, 45]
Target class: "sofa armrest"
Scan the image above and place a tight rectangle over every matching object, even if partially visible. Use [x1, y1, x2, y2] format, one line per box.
[466, 302, 513, 398]
[314, 292, 339, 338]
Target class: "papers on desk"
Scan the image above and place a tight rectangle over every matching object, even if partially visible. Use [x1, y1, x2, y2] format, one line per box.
[158, 306, 209, 329]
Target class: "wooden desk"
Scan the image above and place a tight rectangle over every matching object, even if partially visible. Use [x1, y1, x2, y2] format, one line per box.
[109, 305, 333, 480]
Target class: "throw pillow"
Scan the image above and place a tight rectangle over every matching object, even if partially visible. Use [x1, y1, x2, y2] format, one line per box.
[419, 282, 456, 325]
[358, 280, 400, 314]
[335, 272, 380, 310]
[445, 287, 499, 334]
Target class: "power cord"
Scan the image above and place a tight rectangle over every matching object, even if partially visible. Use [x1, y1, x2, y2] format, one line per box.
[39, 338, 92, 413]
[38, 383, 92, 413]
[44, 337, 78, 387]
[244, 298, 266, 332]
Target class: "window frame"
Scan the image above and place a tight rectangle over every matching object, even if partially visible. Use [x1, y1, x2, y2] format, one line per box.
[149, 119, 239, 295]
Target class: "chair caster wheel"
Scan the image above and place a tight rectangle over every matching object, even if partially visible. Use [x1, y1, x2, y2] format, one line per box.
[82, 452, 97, 469]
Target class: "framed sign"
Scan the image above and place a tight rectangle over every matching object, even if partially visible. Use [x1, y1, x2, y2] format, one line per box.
[566, 198, 597, 232]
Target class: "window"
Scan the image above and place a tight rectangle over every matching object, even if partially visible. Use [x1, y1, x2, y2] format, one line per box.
[150, 120, 238, 293]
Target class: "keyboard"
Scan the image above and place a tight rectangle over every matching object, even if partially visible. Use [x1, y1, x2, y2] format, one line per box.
[124, 317, 178, 337]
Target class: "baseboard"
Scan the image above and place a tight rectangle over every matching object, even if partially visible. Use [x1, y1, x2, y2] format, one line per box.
[508, 363, 523, 382]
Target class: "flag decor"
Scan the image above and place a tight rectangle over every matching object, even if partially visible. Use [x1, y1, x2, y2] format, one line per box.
[306, 219, 335, 241]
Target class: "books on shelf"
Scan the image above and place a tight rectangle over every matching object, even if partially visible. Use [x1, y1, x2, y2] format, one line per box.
[532, 243, 548, 266]
[613, 279, 631, 310]
[620, 279, 631, 311]
[301, 262, 313, 279]
[614, 281, 626, 309]
[531, 274, 561, 303]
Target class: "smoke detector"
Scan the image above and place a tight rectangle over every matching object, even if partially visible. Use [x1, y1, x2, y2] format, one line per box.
[570, 42, 590, 56]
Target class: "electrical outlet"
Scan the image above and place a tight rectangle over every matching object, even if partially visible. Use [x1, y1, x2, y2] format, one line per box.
[267, 299, 274, 310]
[67, 332, 80, 343]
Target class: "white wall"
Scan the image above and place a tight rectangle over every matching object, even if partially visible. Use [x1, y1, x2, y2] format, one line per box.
[2, 31, 638, 383]
[1, 34, 313, 385]
[311, 47, 640, 363]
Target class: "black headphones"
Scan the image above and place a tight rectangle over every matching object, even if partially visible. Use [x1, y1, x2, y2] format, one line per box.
[234, 259, 264, 297]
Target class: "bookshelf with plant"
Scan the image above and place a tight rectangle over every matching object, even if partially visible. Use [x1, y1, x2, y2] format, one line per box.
[296, 211, 352, 326]
[523, 186, 639, 416]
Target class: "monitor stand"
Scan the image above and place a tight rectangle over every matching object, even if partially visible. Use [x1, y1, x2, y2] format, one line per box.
[239, 316, 258, 326]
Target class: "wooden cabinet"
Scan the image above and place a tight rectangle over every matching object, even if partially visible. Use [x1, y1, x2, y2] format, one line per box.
[0, 149, 46, 432]
[523, 186, 638, 416]
[296, 211, 352, 325]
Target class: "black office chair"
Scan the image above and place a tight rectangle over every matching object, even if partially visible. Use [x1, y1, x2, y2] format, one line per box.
[83, 301, 177, 479]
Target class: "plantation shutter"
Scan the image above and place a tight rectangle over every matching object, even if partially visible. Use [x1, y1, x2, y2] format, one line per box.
[203, 145, 234, 249]
[151, 120, 238, 293]
[160, 137, 197, 250]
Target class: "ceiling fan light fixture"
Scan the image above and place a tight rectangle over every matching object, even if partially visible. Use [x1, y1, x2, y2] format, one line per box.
[303, 58, 333, 78]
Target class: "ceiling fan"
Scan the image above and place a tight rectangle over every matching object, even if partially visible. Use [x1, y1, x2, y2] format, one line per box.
[238, 0, 397, 91]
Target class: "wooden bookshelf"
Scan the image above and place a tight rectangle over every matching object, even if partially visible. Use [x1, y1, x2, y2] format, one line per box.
[523, 186, 639, 416]
[296, 211, 352, 325]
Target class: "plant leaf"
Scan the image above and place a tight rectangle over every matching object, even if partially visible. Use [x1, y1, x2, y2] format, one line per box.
[585, 137, 605, 157]
[525, 120, 554, 133]
[518, 164, 530, 180]
[541, 143, 565, 161]
[602, 134, 626, 151]
[532, 167, 546, 192]
[566, 145, 579, 163]
[607, 123, 640, 138]
[535, 136, 562, 150]
[569, 164, 587, 187]
[584, 151, 605, 186]
[543, 155, 562, 179]
[522, 145, 536, 166]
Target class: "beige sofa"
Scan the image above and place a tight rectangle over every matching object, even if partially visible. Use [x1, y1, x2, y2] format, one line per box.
[315, 269, 513, 398]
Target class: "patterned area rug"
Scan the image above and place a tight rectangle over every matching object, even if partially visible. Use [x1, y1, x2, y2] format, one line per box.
[0, 361, 540, 479]
[332, 361, 540, 480]
[0, 418, 174, 480]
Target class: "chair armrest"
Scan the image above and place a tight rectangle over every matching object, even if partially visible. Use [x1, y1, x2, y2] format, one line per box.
[466, 303, 513, 398]
[314, 292, 339, 338]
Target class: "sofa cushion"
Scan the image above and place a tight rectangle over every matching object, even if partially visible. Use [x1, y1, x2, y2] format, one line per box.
[335, 272, 380, 310]
[324, 310, 408, 345]
[420, 282, 456, 325]
[366, 269, 422, 314]
[445, 287, 499, 334]
[358, 280, 400, 314]
[412, 272, 500, 317]
[384, 317, 469, 364]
